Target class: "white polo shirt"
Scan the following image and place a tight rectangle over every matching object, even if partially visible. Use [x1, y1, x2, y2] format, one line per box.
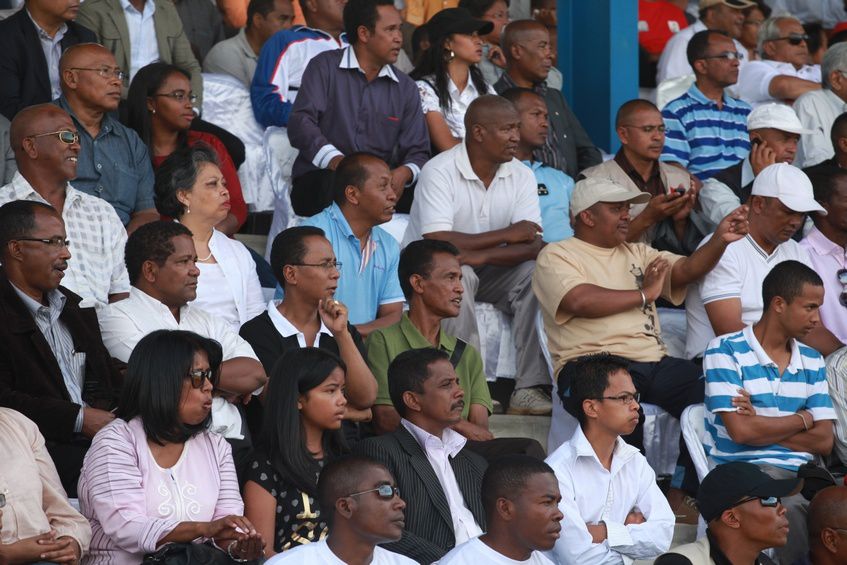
[684, 233, 812, 359]
[402, 142, 541, 246]
[736, 60, 821, 108]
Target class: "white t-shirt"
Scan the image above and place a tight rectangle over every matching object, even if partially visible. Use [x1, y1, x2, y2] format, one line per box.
[438, 537, 555, 564]
[736, 60, 821, 107]
[684, 233, 812, 359]
[264, 540, 416, 565]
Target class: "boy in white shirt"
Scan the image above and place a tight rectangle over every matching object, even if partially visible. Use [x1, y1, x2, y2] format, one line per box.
[545, 353, 675, 564]
[439, 455, 562, 564]
[265, 455, 415, 565]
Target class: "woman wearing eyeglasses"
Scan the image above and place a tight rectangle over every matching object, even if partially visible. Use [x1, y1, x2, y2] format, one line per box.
[77, 330, 265, 565]
[243, 347, 349, 558]
[125, 63, 247, 236]
[153, 144, 265, 333]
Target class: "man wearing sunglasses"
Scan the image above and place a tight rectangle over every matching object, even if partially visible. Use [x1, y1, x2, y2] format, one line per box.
[266, 455, 415, 564]
[655, 462, 799, 565]
[703, 260, 836, 564]
[545, 353, 675, 564]
[1, 103, 130, 311]
[737, 15, 821, 108]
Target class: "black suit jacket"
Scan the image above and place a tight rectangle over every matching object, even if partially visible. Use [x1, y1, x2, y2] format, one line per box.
[354, 426, 487, 564]
[0, 9, 97, 120]
[0, 269, 122, 442]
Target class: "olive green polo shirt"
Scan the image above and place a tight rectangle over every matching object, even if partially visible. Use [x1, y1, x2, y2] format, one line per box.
[365, 313, 493, 418]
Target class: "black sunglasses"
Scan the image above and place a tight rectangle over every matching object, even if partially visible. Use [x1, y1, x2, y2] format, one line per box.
[347, 484, 400, 500]
[731, 495, 781, 509]
[769, 33, 808, 46]
[187, 368, 217, 389]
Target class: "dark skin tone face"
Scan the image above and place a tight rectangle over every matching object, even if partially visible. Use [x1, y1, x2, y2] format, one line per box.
[4, 208, 71, 303]
[16, 108, 81, 183]
[145, 234, 200, 309]
[402, 358, 465, 435]
[61, 46, 124, 112]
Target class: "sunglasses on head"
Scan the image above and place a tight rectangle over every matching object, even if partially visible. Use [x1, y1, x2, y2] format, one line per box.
[347, 484, 400, 500]
[187, 368, 217, 389]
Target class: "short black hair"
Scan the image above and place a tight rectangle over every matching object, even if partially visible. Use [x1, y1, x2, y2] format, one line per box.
[499, 86, 543, 108]
[317, 454, 390, 527]
[247, 0, 280, 28]
[155, 143, 220, 218]
[615, 98, 659, 128]
[457, 0, 504, 17]
[333, 152, 380, 206]
[116, 329, 221, 445]
[343, 0, 394, 45]
[387, 347, 450, 418]
[481, 455, 556, 520]
[687, 29, 729, 68]
[830, 112, 847, 150]
[805, 163, 847, 211]
[125, 221, 193, 285]
[803, 22, 825, 57]
[269, 226, 326, 288]
[0, 200, 58, 260]
[398, 239, 460, 301]
[762, 260, 823, 311]
[559, 353, 631, 424]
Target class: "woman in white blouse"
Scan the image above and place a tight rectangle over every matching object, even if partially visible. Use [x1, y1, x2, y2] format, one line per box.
[410, 8, 497, 153]
[155, 144, 265, 332]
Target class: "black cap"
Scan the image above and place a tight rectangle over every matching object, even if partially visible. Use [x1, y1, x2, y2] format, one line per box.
[426, 8, 494, 45]
[697, 462, 803, 523]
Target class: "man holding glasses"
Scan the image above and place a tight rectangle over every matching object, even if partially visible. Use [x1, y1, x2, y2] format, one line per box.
[1, 103, 129, 311]
[265, 455, 416, 564]
[702, 260, 836, 564]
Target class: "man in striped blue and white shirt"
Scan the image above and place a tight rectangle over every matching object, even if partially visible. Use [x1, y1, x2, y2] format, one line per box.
[661, 29, 752, 181]
[703, 259, 836, 564]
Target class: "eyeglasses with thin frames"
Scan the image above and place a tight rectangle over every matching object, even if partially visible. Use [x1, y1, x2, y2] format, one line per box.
[14, 237, 71, 249]
[154, 91, 198, 104]
[768, 33, 808, 46]
[596, 392, 641, 406]
[701, 51, 743, 61]
[69, 66, 128, 82]
[289, 260, 343, 272]
[187, 368, 217, 389]
[28, 130, 79, 145]
[347, 484, 400, 500]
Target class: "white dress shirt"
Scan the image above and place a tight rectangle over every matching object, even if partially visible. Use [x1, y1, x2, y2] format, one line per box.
[401, 419, 483, 545]
[0, 172, 130, 310]
[544, 426, 674, 565]
[27, 10, 66, 100]
[736, 60, 821, 108]
[119, 0, 160, 81]
[698, 157, 754, 231]
[794, 88, 847, 167]
[403, 141, 541, 246]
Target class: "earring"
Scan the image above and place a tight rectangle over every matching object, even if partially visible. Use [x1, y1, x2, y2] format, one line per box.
[445, 49, 455, 63]
[151, 109, 156, 114]
[186, 205, 190, 214]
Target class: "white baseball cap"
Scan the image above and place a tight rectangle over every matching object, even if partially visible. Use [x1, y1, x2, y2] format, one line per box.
[751, 163, 827, 215]
[699, 0, 755, 8]
[747, 103, 812, 135]
[570, 177, 651, 217]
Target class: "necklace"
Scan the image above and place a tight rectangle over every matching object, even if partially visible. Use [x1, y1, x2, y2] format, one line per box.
[197, 249, 214, 262]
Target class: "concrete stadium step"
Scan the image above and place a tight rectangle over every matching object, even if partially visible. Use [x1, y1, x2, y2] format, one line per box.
[490, 414, 551, 453]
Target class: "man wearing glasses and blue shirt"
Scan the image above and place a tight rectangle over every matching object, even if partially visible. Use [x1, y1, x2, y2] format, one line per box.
[702, 260, 836, 564]
[655, 462, 799, 565]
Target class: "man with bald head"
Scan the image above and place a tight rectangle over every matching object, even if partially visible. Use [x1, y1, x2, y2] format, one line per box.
[805, 486, 847, 565]
[494, 20, 601, 180]
[55, 43, 157, 234]
[581, 99, 704, 254]
[0, 104, 129, 310]
[404, 95, 551, 415]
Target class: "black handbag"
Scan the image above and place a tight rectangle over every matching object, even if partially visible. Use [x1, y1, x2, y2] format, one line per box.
[142, 542, 259, 565]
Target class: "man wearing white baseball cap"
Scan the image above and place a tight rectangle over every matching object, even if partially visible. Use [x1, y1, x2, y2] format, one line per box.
[532, 176, 749, 505]
[685, 162, 842, 360]
[699, 102, 812, 230]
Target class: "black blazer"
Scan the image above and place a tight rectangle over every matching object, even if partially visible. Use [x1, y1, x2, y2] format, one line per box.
[0, 269, 122, 442]
[353, 426, 487, 564]
[0, 9, 97, 120]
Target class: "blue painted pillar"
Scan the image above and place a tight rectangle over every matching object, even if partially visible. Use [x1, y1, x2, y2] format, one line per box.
[557, 0, 638, 154]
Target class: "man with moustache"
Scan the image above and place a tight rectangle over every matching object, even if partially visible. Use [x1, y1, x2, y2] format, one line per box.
[55, 44, 158, 233]
[287, 0, 429, 216]
[266, 455, 416, 564]
[354, 348, 487, 563]
[404, 95, 550, 415]
[0, 201, 122, 496]
[545, 354, 675, 564]
[439, 455, 563, 564]
[0, 104, 129, 311]
[702, 260, 835, 564]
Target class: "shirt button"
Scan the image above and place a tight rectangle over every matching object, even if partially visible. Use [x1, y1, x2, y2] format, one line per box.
[97, 185, 103, 193]
[96, 163, 102, 170]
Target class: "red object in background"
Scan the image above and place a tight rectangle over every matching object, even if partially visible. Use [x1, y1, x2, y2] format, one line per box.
[639, 0, 689, 56]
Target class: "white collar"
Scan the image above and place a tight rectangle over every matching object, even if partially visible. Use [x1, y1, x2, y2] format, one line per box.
[7, 172, 83, 207]
[401, 418, 467, 458]
[571, 424, 640, 472]
[339, 45, 399, 83]
[454, 142, 515, 183]
[266, 300, 332, 342]
[742, 324, 804, 375]
[129, 286, 187, 321]
[119, 0, 155, 16]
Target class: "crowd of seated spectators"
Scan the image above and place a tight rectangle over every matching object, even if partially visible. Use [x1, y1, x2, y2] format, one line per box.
[6, 0, 847, 563]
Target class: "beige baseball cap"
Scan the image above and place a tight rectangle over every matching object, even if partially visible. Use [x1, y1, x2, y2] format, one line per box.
[570, 177, 651, 217]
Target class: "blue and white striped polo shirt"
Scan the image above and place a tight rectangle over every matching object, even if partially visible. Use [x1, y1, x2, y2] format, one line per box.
[703, 325, 835, 471]
[661, 84, 752, 181]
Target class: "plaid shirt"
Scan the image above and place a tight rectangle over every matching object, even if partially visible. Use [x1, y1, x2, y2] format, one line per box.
[0, 172, 130, 309]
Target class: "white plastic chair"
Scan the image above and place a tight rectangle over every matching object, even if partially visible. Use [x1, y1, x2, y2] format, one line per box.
[656, 74, 696, 110]
[681, 403, 713, 537]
